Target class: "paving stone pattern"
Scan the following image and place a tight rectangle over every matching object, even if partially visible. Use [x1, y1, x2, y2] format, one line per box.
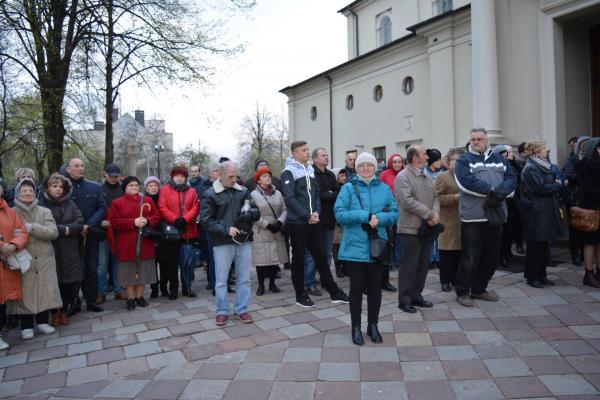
[0, 248, 599, 399]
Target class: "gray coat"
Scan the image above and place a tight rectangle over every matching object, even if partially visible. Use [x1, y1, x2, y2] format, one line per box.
[10, 198, 62, 315]
[250, 186, 289, 266]
[394, 164, 440, 234]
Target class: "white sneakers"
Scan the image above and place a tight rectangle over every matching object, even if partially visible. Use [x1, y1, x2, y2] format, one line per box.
[36, 324, 56, 335]
[21, 324, 56, 340]
[0, 335, 9, 350]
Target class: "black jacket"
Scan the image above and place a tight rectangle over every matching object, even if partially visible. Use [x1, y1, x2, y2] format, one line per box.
[314, 166, 338, 230]
[101, 181, 123, 208]
[280, 159, 321, 225]
[199, 180, 260, 246]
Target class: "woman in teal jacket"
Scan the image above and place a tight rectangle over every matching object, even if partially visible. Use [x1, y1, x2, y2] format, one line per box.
[334, 152, 399, 346]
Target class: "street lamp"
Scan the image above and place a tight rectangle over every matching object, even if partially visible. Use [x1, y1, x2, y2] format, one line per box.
[153, 143, 164, 181]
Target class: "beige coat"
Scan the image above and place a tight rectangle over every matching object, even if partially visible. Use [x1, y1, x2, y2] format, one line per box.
[9, 199, 62, 315]
[394, 164, 440, 234]
[250, 186, 289, 266]
[435, 170, 461, 250]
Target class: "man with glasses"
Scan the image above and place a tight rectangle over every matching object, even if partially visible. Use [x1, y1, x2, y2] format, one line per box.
[454, 128, 517, 307]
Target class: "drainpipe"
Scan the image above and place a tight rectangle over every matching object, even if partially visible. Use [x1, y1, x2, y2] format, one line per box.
[349, 9, 359, 56]
[325, 75, 334, 166]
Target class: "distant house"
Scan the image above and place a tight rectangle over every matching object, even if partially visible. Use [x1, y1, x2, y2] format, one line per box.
[280, 0, 600, 168]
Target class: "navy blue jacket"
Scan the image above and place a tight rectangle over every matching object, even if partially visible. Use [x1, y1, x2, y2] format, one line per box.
[281, 157, 321, 225]
[68, 176, 106, 227]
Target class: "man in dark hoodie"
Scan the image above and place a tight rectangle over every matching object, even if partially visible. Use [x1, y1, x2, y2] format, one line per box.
[281, 141, 349, 308]
[246, 158, 282, 192]
[65, 158, 106, 312]
[98, 164, 126, 303]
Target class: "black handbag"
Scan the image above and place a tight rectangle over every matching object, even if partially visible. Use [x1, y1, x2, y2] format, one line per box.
[159, 191, 186, 243]
[351, 182, 392, 264]
[417, 221, 445, 243]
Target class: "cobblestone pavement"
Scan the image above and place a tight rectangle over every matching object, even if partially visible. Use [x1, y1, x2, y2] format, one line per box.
[1, 248, 599, 399]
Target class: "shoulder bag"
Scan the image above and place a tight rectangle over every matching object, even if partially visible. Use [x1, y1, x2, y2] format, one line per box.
[159, 191, 187, 243]
[570, 206, 600, 232]
[351, 183, 391, 264]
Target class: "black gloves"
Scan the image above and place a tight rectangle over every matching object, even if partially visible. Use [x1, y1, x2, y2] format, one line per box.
[484, 190, 504, 209]
[173, 217, 187, 232]
[266, 221, 283, 233]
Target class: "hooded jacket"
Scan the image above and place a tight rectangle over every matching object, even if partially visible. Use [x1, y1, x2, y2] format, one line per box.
[39, 176, 85, 283]
[0, 198, 27, 304]
[280, 156, 321, 224]
[454, 147, 517, 223]
[379, 153, 403, 192]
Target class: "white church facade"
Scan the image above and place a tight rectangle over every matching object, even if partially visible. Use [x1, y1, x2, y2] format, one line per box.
[280, 0, 600, 168]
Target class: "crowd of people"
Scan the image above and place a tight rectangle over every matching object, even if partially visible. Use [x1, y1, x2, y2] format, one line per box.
[0, 127, 598, 349]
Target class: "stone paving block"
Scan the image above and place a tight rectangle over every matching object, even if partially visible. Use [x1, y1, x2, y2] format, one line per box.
[565, 354, 600, 374]
[0, 380, 22, 398]
[442, 359, 491, 380]
[421, 309, 454, 321]
[456, 318, 495, 331]
[359, 362, 403, 382]
[288, 333, 324, 348]
[570, 325, 600, 339]
[473, 342, 518, 359]
[501, 327, 542, 342]
[450, 379, 504, 400]
[180, 379, 230, 400]
[315, 381, 360, 400]
[47, 355, 86, 373]
[429, 331, 470, 346]
[152, 310, 182, 321]
[108, 357, 149, 378]
[114, 324, 148, 336]
[539, 374, 599, 396]
[405, 381, 457, 400]
[136, 379, 187, 399]
[91, 319, 123, 332]
[7, 340, 45, 355]
[395, 332, 432, 347]
[217, 337, 256, 352]
[4, 360, 47, 380]
[398, 345, 439, 361]
[318, 362, 360, 381]
[66, 364, 108, 385]
[549, 339, 597, 355]
[56, 380, 109, 398]
[436, 345, 479, 360]
[192, 329, 230, 345]
[27, 345, 67, 362]
[512, 341, 559, 356]
[282, 347, 321, 362]
[146, 350, 186, 369]
[586, 373, 600, 391]
[124, 340, 161, 358]
[359, 347, 399, 363]
[490, 316, 529, 330]
[523, 355, 576, 374]
[167, 322, 204, 336]
[245, 346, 286, 363]
[361, 381, 407, 400]
[223, 323, 261, 339]
[95, 379, 148, 398]
[275, 362, 319, 382]
[451, 308, 485, 319]
[66, 339, 102, 356]
[20, 371, 65, 394]
[465, 330, 506, 345]
[323, 333, 353, 347]
[153, 363, 202, 380]
[525, 314, 563, 328]
[235, 362, 279, 381]
[269, 381, 316, 400]
[103, 333, 137, 349]
[483, 357, 532, 377]
[536, 326, 580, 340]
[136, 328, 171, 342]
[223, 380, 272, 400]
[310, 316, 348, 331]
[279, 323, 319, 339]
[400, 361, 446, 381]
[205, 350, 248, 363]
[311, 307, 345, 319]
[495, 376, 553, 398]
[321, 347, 359, 362]
[196, 363, 240, 380]
[426, 320, 461, 333]
[46, 334, 81, 348]
[0, 353, 27, 369]
[255, 317, 292, 331]
[88, 347, 125, 365]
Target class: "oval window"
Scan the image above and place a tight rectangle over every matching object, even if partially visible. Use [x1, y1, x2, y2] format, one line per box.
[310, 106, 317, 121]
[373, 85, 383, 102]
[402, 77, 414, 95]
[346, 95, 354, 110]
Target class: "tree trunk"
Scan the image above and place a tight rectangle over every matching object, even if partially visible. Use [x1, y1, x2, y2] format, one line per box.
[40, 87, 65, 174]
[104, 0, 115, 165]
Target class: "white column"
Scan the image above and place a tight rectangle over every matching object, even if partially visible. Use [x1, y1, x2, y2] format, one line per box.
[471, 0, 502, 140]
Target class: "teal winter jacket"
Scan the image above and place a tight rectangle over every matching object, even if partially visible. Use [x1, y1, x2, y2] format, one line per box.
[334, 176, 399, 263]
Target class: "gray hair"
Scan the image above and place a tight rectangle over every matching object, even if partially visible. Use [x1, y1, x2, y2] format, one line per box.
[311, 147, 326, 160]
[470, 127, 488, 136]
[15, 167, 36, 181]
[219, 161, 238, 176]
[406, 145, 423, 164]
[445, 147, 466, 161]
[207, 162, 220, 172]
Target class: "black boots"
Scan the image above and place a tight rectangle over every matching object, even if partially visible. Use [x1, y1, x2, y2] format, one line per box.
[367, 324, 382, 343]
[352, 326, 364, 346]
[256, 266, 280, 296]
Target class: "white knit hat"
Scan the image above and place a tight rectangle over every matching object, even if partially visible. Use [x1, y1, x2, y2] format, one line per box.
[355, 152, 377, 168]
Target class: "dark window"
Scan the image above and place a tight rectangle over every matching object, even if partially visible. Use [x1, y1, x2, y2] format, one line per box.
[402, 77, 414, 95]
[310, 106, 317, 121]
[373, 85, 383, 102]
[346, 95, 354, 110]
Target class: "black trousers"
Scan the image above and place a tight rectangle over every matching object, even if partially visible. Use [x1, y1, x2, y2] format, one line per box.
[439, 250, 460, 285]
[21, 310, 50, 329]
[332, 243, 343, 270]
[397, 234, 432, 305]
[256, 265, 277, 284]
[455, 222, 502, 296]
[0, 304, 5, 330]
[525, 240, 547, 282]
[58, 282, 80, 312]
[287, 223, 339, 297]
[82, 237, 99, 304]
[159, 241, 181, 294]
[345, 261, 383, 327]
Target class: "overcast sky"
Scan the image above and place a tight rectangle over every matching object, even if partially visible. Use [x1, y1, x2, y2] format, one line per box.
[118, 0, 350, 161]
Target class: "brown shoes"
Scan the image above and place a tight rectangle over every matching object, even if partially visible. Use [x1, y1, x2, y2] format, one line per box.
[60, 312, 69, 325]
[115, 292, 128, 301]
[52, 312, 69, 326]
[235, 313, 254, 324]
[96, 294, 106, 304]
[51, 312, 61, 327]
[583, 270, 600, 288]
[216, 315, 229, 326]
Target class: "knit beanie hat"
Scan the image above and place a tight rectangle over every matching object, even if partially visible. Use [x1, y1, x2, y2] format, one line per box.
[143, 176, 161, 189]
[355, 152, 377, 168]
[170, 165, 188, 179]
[254, 158, 269, 171]
[254, 167, 272, 183]
[426, 149, 442, 166]
[121, 176, 140, 191]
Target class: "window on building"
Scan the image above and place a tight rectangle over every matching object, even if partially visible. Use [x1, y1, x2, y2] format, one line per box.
[376, 11, 392, 47]
[433, 0, 452, 16]
[310, 106, 317, 121]
[402, 77, 414, 95]
[373, 146, 386, 170]
[373, 85, 383, 102]
[345, 95, 354, 110]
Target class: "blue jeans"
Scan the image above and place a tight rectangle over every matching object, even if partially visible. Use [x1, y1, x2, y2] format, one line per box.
[304, 229, 333, 288]
[98, 239, 123, 294]
[213, 243, 251, 316]
[430, 239, 440, 263]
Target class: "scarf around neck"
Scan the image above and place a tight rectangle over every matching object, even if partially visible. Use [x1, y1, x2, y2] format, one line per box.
[169, 180, 189, 192]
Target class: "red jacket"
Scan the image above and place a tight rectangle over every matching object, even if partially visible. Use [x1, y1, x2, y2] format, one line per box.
[158, 184, 199, 239]
[108, 194, 161, 262]
[379, 153, 404, 192]
[0, 199, 27, 304]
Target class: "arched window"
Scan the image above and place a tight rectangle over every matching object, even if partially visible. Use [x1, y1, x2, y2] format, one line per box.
[346, 95, 354, 110]
[376, 12, 392, 47]
[373, 85, 383, 102]
[310, 106, 317, 121]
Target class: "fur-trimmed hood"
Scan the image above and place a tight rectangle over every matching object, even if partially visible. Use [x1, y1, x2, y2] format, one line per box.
[42, 174, 73, 204]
